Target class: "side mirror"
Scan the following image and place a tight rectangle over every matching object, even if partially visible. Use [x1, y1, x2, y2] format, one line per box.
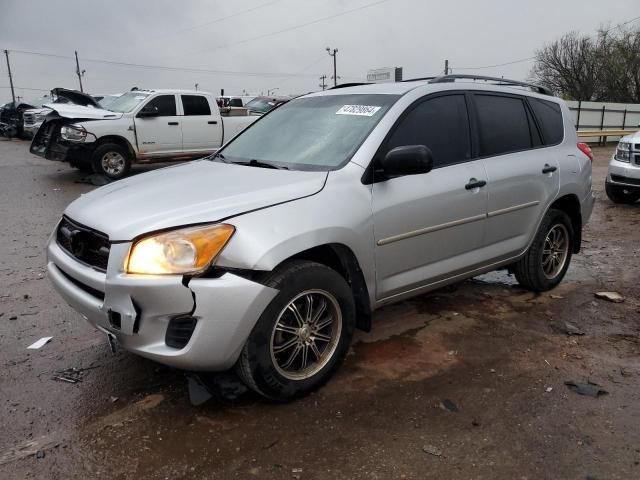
[137, 105, 159, 118]
[380, 145, 433, 177]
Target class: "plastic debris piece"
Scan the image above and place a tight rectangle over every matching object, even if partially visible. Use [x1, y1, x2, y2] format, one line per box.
[27, 337, 53, 350]
[594, 292, 625, 303]
[564, 380, 608, 398]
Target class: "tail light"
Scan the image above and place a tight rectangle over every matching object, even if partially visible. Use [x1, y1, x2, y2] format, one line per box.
[577, 142, 593, 162]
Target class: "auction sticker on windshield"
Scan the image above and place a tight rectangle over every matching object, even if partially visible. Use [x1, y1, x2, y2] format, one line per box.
[336, 105, 382, 116]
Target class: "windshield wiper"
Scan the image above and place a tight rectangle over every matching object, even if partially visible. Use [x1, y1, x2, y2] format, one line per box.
[233, 159, 288, 170]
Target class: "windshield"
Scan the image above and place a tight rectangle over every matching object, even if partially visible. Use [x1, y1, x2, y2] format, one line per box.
[245, 97, 279, 113]
[27, 95, 52, 108]
[220, 94, 398, 171]
[99, 95, 121, 110]
[106, 91, 150, 112]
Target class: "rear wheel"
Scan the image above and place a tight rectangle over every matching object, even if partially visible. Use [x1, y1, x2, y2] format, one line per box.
[513, 209, 574, 292]
[605, 181, 640, 204]
[236, 260, 355, 401]
[91, 143, 131, 180]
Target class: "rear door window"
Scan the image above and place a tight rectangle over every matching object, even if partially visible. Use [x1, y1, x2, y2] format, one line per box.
[385, 94, 471, 168]
[528, 98, 564, 145]
[474, 94, 532, 156]
[145, 95, 176, 116]
[181, 95, 212, 116]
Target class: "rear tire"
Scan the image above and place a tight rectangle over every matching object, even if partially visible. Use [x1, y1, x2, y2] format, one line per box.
[513, 209, 574, 292]
[605, 181, 640, 204]
[91, 143, 131, 180]
[236, 260, 355, 401]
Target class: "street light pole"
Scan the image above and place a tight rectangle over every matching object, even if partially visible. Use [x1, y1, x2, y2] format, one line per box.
[75, 51, 84, 92]
[4, 50, 16, 104]
[326, 47, 338, 87]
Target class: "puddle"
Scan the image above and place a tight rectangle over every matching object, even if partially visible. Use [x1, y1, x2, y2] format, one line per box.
[471, 270, 519, 287]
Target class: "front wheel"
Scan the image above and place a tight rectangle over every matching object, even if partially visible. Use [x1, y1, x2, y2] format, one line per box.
[513, 209, 574, 292]
[605, 181, 640, 204]
[91, 143, 131, 180]
[236, 261, 355, 401]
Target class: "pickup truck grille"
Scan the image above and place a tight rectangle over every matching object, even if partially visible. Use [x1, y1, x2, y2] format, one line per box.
[56, 217, 110, 271]
[23, 112, 35, 125]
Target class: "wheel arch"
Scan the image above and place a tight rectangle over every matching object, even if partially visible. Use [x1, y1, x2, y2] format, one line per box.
[94, 135, 135, 160]
[549, 194, 582, 253]
[271, 243, 372, 332]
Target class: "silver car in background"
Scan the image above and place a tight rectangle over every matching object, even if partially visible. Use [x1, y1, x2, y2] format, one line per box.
[47, 75, 595, 400]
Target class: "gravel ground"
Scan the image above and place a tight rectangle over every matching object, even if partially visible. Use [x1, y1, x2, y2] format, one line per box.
[0, 139, 638, 479]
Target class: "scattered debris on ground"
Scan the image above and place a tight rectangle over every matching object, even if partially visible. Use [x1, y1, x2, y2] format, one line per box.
[549, 321, 585, 336]
[594, 291, 625, 303]
[422, 444, 443, 457]
[440, 399, 459, 412]
[564, 380, 609, 398]
[27, 337, 52, 350]
[52, 368, 84, 384]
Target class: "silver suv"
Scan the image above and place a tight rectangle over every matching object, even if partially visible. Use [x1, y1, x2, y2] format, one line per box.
[606, 132, 640, 204]
[47, 75, 595, 400]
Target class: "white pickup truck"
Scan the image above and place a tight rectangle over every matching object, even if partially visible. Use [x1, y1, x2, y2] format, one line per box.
[30, 89, 257, 179]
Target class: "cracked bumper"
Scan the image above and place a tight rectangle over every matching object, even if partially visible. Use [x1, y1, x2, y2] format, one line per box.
[47, 235, 278, 371]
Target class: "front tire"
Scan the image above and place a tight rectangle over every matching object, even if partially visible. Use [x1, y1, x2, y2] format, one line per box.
[605, 181, 640, 204]
[513, 209, 574, 292]
[91, 143, 131, 180]
[236, 260, 355, 401]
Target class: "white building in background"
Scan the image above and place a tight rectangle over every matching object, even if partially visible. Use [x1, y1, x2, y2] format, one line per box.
[366, 67, 403, 83]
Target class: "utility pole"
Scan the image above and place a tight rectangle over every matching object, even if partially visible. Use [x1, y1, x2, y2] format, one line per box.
[195, 83, 199, 91]
[326, 47, 338, 87]
[75, 51, 84, 92]
[4, 50, 16, 104]
[319, 75, 327, 90]
[444, 59, 449, 75]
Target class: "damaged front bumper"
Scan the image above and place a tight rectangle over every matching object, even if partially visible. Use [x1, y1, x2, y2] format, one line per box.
[46, 233, 278, 371]
[30, 118, 96, 164]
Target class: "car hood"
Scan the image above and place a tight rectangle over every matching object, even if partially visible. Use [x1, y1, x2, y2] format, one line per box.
[45, 103, 123, 121]
[65, 160, 328, 240]
[622, 131, 640, 143]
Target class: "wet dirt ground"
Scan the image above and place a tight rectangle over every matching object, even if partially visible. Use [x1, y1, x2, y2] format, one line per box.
[0, 140, 638, 479]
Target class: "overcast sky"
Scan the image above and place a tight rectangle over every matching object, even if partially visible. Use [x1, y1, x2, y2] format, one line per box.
[1, 0, 638, 103]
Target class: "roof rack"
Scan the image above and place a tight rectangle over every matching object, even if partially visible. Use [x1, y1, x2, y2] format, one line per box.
[329, 82, 372, 90]
[401, 76, 438, 82]
[428, 74, 554, 96]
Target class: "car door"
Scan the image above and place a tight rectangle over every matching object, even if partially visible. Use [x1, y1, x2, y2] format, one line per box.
[372, 93, 488, 300]
[472, 93, 560, 256]
[180, 94, 223, 153]
[134, 94, 182, 156]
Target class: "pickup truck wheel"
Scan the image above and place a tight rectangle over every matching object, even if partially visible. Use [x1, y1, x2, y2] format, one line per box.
[605, 181, 640, 204]
[92, 143, 131, 180]
[513, 209, 573, 292]
[236, 260, 355, 401]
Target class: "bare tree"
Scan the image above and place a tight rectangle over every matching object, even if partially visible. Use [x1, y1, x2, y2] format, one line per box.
[530, 27, 640, 102]
[530, 32, 600, 100]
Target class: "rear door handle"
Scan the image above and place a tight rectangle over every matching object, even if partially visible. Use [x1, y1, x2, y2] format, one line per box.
[208, 120, 218, 125]
[542, 164, 557, 174]
[465, 179, 487, 190]
[168, 121, 179, 126]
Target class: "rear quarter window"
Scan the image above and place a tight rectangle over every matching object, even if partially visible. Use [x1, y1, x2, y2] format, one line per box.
[474, 94, 532, 156]
[528, 98, 564, 145]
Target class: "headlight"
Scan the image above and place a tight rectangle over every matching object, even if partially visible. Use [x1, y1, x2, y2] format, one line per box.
[126, 224, 235, 275]
[615, 141, 631, 162]
[60, 124, 87, 142]
[35, 113, 47, 122]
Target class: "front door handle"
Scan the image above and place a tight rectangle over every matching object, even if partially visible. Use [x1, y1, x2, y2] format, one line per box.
[208, 120, 218, 125]
[465, 178, 487, 190]
[542, 164, 557, 174]
[168, 121, 179, 126]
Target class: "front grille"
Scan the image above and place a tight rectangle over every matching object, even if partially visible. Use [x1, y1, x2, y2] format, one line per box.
[165, 316, 198, 349]
[56, 217, 110, 271]
[58, 267, 105, 300]
[611, 174, 640, 186]
[23, 113, 35, 125]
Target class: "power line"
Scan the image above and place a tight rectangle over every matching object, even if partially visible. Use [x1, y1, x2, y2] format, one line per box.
[0, 86, 50, 91]
[7, 49, 326, 78]
[183, 0, 395, 57]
